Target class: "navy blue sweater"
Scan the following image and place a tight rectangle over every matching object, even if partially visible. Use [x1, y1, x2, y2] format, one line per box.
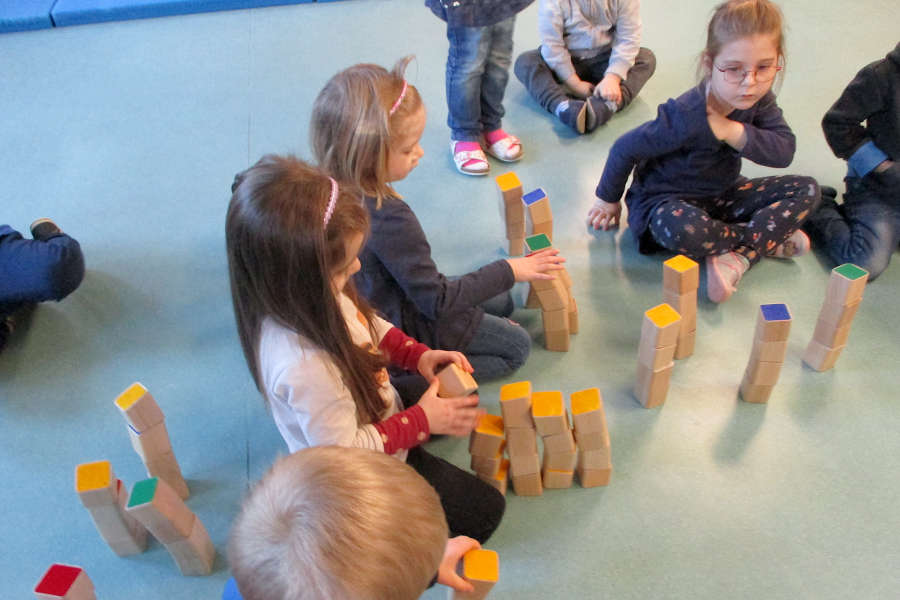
[355, 195, 515, 351]
[596, 83, 796, 251]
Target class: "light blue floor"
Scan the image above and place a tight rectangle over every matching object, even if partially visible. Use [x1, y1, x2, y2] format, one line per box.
[1, 1, 898, 598]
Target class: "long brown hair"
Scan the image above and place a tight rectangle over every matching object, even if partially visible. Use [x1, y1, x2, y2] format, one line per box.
[310, 55, 423, 204]
[226, 155, 389, 424]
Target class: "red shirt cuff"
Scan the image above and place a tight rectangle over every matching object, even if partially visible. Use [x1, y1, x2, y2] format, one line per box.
[379, 327, 430, 372]
[373, 405, 431, 454]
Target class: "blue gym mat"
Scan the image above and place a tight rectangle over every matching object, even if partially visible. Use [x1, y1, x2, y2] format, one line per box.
[0, 0, 56, 32]
[50, 0, 314, 27]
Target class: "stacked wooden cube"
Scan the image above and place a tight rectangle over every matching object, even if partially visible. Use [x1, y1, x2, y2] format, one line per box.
[523, 187, 553, 241]
[740, 304, 791, 403]
[571, 388, 611, 487]
[532, 391, 575, 490]
[662, 255, 699, 359]
[469, 413, 508, 496]
[803, 263, 867, 372]
[525, 233, 576, 351]
[448, 548, 499, 599]
[34, 564, 96, 600]
[496, 172, 525, 256]
[75, 460, 148, 556]
[634, 304, 681, 408]
[499, 381, 542, 496]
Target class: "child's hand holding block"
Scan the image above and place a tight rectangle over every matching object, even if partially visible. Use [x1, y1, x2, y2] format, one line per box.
[437, 363, 478, 398]
[449, 549, 499, 599]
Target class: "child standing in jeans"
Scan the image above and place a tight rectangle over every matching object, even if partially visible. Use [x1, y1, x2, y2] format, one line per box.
[426, 0, 533, 175]
[803, 42, 900, 281]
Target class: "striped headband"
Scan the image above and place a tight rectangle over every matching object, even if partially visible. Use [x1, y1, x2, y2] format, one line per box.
[323, 177, 338, 226]
[389, 80, 408, 116]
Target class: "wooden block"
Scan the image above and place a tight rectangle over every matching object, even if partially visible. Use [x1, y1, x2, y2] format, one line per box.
[530, 391, 569, 436]
[165, 516, 215, 576]
[509, 452, 540, 478]
[471, 443, 505, 477]
[505, 427, 537, 457]
[744, 359, 784, 386]
[525, 284, 540, 308]
[577, 446, 612, 471]
[437, 363, 478, 398]
[449, 549, 499, 599]
[663, 288, 697, 331]
[673, 329, 696, 360]
[114, 382, 164, 432]
[128, 420, 173, 462]
[126, 477, 195, 544]
[144, 451, 190, 500]
[511, 472, 543, 496]
[524, 233, 552, 253]
[477, 459, 508, 496]
[504, 202, 526, 228]
[531, 220, 552, 241]
[542, 448, 577, 472]
[544, 328, 570, 352]
[542, 307, 569, 332]
[812, 317, 853, 348]
[803, 339, 845, 372]
[634, 362, 674, 409]
[663, 255, 699, 294]
[523, 188, 552, 224]
[75, 460, 117, 508]
[468, 414, 505, 458]
[568, 296, 579, 334]
[640, 304, 682, 349]
[739, 379, 774, 404]
[34, 564, 95, 600]
[825, 263, 868, 306]
[76, 462, 148, 556]
[750, 338, 788, 364]
[576, 466, 611, 488]
[558, 267, 573, 289]
[637, 337, 677, 370]
[541, 468, 574, 489]
[496, 171, 522, 199]
[542, 429, 575, 454]
[817, 297, 861, 330]
[535, 277, 568, 311]
[499, 381, 533, 429]
[573, 428, 610, 452]
[507, 237, 524, 256]
[570, 388, 605, 432]
[754, 303, 792, 342]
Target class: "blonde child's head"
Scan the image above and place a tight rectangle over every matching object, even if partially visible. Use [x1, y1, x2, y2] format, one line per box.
[311, 55, 424, 202]
[227, 446, 448, 600]
[226, 155, 389, 423]
[702, 0, 785, 75]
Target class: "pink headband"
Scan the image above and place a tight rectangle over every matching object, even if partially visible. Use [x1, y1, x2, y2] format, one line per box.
[389, 80, 408, 116]
[323, 177, 338, 226]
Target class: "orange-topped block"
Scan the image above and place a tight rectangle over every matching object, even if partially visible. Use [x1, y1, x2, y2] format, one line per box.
[570, 388, 607, 437]
[640, 304, 682, 349]
[463, 548, 499, 583]
[663, 255, 699, 293]
[495, 172, 521, 192]
[114, 382, 164, 432]
[469, 414, 505, 458]
[531, 391, 568, 437]
[476, 414, 504, 437]
[570, 387, 600, 415]
[499, 381, 533, 429]
[75, 460, 117, 508]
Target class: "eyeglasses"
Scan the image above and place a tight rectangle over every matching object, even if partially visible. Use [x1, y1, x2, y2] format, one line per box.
[714, 64, 783, 84]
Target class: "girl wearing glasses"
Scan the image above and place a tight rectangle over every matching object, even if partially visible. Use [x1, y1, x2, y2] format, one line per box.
[587, 0, 820, 303]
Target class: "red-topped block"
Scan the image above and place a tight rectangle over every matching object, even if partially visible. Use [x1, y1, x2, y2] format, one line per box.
[34, 564, 95, 599]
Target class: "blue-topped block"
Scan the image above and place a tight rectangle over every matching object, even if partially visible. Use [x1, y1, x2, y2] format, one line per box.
[0, 1, 55, 33]
[51, 0, 313, 28]
[760, 303, 791, 322]
[523, 188, 547, 206]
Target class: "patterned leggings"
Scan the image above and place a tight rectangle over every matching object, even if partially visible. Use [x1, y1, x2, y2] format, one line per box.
[647, 175, 820, 266]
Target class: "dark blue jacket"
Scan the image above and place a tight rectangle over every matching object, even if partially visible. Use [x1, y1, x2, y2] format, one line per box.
[596, 83, 796, 252]
[355, 195, 514, 351]
[425, 0, 533, 28]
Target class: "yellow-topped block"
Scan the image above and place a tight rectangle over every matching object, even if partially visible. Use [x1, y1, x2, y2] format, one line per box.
[500, 381, 531, 401]
[476, 414, 504, 437]
[115, 382, 147, 410]
[645, 303, 681, 328]
[664, 255, 698, 273]
[76, 460, 112, 492]
[531, 391, 563, 417]
[570, 388, 600, 415]
[463, 549, 499, 583]
[495, 172, 521, 191]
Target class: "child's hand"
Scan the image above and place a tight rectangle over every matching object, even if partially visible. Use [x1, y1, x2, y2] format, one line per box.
[706, 101, 747, 150]
[437, 536, 482, 593]
[507, 248, 565, 282]
[595, 73, 622, 106]
[417, 350, 473, 381]
[587, 198, 621, 230]
[418, 379, 482, 437]
[564, 75, 594, 99]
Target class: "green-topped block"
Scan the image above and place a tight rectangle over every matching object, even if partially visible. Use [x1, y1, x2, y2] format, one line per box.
[128, 477, 159, 507]
[833, 263, 868, 280]
[827, 263, 868, 305]
[525, 233, 552, 252]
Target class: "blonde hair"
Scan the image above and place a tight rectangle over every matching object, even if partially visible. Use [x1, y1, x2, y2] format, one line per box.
[227, 446, 448, 600]
[310, 56, 423, 203]
[701, 0, 786, 80]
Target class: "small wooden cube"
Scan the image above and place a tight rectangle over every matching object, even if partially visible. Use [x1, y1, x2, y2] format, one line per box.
[640, 304, 682, 349]
[740, 379, 774, 404]
[437, 363, 478, 398]
[448, 548, 499, 599]
[750, 339, 788, 364]
[499, 381, 532, 429]
[812, 317, 853, 348]
[754, 303, 792, 342]
[744, 359, 784, 386]
[511, 472, 543, 496]
[817, 297, 861, 329]
[530, 391, 569, 436]
[637, 336, 677, 370]
[542, 448, 577, 472]
[544, 328, 571, 352]
[570, 388, 607, 433]
[468, 414, 505, 458]
[673, 329, 696, 360]
[577, 446, 612, 471]
[34, 564, 95, 600]
[505, 427, 537, 457]
[507, 237, 524, 256]
[634, 362, 674, 409]
[568, 296, 579, 334]
[524, 233, 552, 253]
[496, 172, 522, 203]
[125, 477, 194, 545]
[471, 442, 505, 477]
[541, 468, 574, 489]
[114, 382, 165, 433]
[541, 429, 575, 454]
[663, 255, 699, 294]
[477, 459, 509, 496]
[802, 339, 845, 372]
[509, 452, 541, 478]
[573, 428, 610, 451]
[825, 263, 868, 306]
[542, 307, 569, 332]
[576, 466, 611, 488]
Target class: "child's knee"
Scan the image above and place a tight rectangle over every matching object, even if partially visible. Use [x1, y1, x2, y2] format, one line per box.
[639, 47, 657, 75]
[506, 322, 531, 371]
[44, 243, 85, 300]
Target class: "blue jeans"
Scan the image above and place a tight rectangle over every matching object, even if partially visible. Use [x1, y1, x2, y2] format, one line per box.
[804, 176, 900, 280]
[445, 16, 515, 141]
[0, 225, 85, 317]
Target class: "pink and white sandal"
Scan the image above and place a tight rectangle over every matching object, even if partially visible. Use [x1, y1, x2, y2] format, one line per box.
[706, 251, 748, 303]
[768, 230, 811, 259]
[483, 130, 523, 163]
[451, 140, 490, 176]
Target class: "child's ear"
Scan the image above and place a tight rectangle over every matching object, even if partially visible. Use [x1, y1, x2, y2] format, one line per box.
[700, 51, 713, 75]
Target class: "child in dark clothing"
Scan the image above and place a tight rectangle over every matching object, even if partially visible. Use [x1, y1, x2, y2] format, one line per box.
[803, 42, 900, 281]
[587, 0, 819, 303]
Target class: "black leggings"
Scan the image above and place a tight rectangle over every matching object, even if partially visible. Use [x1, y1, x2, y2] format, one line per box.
[406, 446, 505, 544]
[647, 175, 819, 266]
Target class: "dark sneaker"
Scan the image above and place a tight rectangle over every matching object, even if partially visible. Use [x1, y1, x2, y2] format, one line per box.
[557, 100, 588, 134]
[30, 218, 62, 241]
[586, 96, 612, 132]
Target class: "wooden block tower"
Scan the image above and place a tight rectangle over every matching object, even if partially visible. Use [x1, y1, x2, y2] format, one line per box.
[525, 233, 576, 351]
[634, 304, 681, 408]
[740, 304, 791, 403]
[532, 391, 575, 490]
[523, 188, 553, 241]
[570, 388, 611, 487]
[34, 564, 95, 600]
[468, 413, 507, 495]
[496, 172, 524, 256]
[495, 381, 539, 496]
[114, 382, 189, 499]
[126, 477, 215, 576]
[662, 255, 699, 359]
[448, 548, 499, 599]
[75, 460, 148, 556]
[803, 263, 868, 372]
